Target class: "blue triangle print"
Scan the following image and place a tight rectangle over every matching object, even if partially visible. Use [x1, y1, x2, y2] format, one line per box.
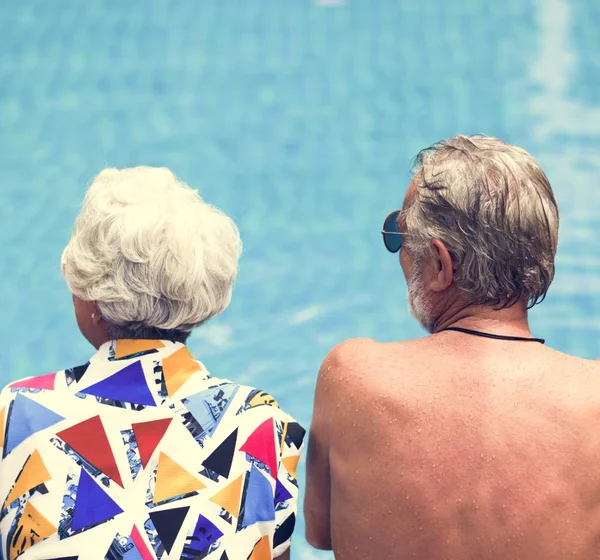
[71, 469, 124, 531]
[184, 384, 238, 437]
[241, 465, 276, 528]
[4, 393, 64, 457]
[274, 478, 293, 505]
[123, 543, 143, 560]
[187, 513, 223, 555]
[80, 361, 155, 406]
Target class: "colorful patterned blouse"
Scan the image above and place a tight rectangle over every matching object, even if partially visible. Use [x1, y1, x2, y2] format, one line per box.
[0, 340, 304, 560]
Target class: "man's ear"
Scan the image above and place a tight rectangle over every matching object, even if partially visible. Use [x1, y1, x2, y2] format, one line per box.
[428, 239, 453, 292]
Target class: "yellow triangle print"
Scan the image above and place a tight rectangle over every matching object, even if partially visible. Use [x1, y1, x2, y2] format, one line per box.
[247, 391, 279, 409]
[115, 339, 165, 359]
[162, 347, 202, 396]
[248, 535, 271, 560]
[8, 501, 56, 560]
[3, 450, 52, 510]
[0, 406, 5, 449]
[209, 474, 244, 518]
[153, 452, 206, 503]
[282, 455, 300, 479]
[279, 421, 288, 455]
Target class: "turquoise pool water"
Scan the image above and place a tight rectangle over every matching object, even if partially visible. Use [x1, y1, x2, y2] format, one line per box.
[1, 1, 599, 557]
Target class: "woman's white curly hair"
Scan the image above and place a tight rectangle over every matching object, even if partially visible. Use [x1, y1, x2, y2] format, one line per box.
[62, 167, 242, 334]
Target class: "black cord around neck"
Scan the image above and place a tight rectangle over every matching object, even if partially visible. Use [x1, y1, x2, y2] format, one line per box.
[441, 326, 545, 344]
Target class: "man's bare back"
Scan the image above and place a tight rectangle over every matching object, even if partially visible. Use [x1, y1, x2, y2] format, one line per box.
[306, 334, 600, 560]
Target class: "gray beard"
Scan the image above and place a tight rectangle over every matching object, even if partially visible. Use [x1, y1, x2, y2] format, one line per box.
[407, 267, 436, 334]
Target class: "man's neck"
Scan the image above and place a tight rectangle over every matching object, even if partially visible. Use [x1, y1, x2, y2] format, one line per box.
[432, 301, 532, 337]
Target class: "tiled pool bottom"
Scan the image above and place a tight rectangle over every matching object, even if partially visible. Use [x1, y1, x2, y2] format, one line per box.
[1, 0, 600, 558]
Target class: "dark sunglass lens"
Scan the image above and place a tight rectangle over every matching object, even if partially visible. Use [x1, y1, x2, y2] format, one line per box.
[383, 232, 402, 253]
[382, 210, 402, 253]
[383, 211, 400, 233]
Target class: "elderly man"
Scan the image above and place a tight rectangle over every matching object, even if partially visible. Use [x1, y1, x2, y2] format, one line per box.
[305, 135, 600, 559]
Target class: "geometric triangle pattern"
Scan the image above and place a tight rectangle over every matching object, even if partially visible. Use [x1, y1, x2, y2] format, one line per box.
[6, 502, 56, 559]
[56, 415, 124, 487]
[278, 421, 288, 455]
[9, 372, 57, 390]
[130, 525, 154, 560]
[104, 526, 154, 560]
[240, 419, 278, 478]
[153, 452, 206, 504]
[274, 479, 293, 506]
[202, 429, 238, 479]
[285, 422, 306, 450]
[242, 390, 279, 412]
[161, 346, 202, 397]
[248, 535, 271, 560]
[240, 465, 276, 529]
[281, 455, 300, 480]
[149, 506, 189, 555]
[70, 470, 124, 532]
[79, 361, 156, 406]
[132, 418, 172, 468]
[2, 449, 52, 511]
[4, 393, 64, 457]
[209, 474, 244, 519]
[185, 513, 224, 557]
[182, 384, 239, 445]
[114, 340, 165, 361]
[0, 340, 304, 558]
[274, 513, 296, 549]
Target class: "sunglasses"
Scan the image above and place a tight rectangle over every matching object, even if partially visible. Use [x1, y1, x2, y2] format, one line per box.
[381, 210, 403, 253]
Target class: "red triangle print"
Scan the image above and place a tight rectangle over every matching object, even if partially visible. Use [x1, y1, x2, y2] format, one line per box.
[132, 418, 172, 468]
[56, 416, 123, 487]
[10, 373, 56, 390]
[239, 419, 278, 479]
[131, 525, 154, 560]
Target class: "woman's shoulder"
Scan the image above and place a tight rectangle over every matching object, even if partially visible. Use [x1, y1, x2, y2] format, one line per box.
[0, 370, 62, 404]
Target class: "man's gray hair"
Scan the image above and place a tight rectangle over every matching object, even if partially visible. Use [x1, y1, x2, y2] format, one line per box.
[404, 135, 559, 308]
[62, 167, 242, 333]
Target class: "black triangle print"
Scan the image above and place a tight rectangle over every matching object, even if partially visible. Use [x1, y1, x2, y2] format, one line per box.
[285, 423, 306, 449]
[149, 506, 190, 554]
[274, 512, 296, 548]
[65, 363, 89, 386]
[220, 551, 229, 560]
[202, 429, 237, 479]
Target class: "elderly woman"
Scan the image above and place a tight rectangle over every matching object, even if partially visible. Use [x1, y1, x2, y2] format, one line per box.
[0, 168, 303, 560]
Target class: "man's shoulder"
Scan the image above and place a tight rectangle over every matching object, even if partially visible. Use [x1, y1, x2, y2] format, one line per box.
[320, 336, 424, 374]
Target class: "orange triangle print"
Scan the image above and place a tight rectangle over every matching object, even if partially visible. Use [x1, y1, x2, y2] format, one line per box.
[162, 346, 202, 396]
[0, 406, 5, 449]
[282, 455, 300, 479]
[3, 450, 52, 510]
[153, 452, 206, 503]
[248, 535, 271, 560]
[209, 474, 244, 518]
[115, 339, 165, 359]
[7, 502, 55, 559]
